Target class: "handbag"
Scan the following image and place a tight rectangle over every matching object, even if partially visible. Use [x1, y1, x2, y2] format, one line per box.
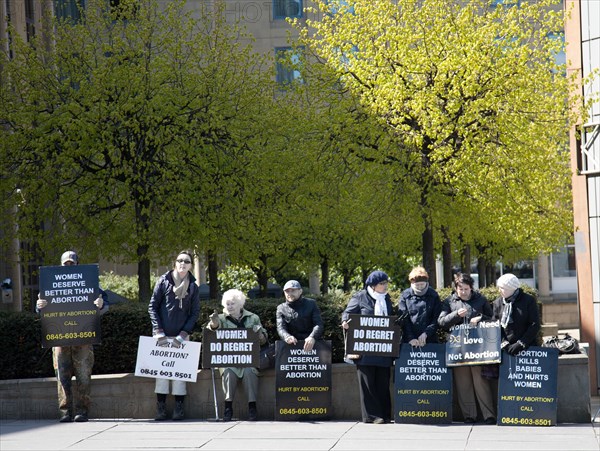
[542, 333, 580, 354]
[259, 342, 276, 370]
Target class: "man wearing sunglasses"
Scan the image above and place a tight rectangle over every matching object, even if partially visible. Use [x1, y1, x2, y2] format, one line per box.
[148, 250, 201, 421]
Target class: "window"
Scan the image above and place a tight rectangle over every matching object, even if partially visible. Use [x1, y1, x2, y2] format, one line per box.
[54, 0, 85, 22]
[551, 246, 576, 278]
[275, 47, 303, 84]
[547, 32, 566, 75]
[25, 0, 35, 42]
[273, 0, 302, 20]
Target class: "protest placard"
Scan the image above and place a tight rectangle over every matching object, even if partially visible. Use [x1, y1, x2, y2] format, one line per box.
[135, 336, 201, 382]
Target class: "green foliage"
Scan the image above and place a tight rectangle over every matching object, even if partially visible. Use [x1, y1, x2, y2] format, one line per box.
[217, 265, 257, 293]
[99, 272, 159, 302]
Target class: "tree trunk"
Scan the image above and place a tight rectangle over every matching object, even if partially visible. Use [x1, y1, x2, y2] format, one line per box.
[343, 270, 351, 292]
[320, 256, 329, 295]
[137, 245, 151, 303]
[461, 244, 471, 274]
[441, 228, 452, 287]
[208, 250, 220, 300]
[477, 257, 487, 288]
[258, 254, 269, 298]
[422, 220, 436, 288]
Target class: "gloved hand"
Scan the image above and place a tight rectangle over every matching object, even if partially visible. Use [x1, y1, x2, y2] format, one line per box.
[153, 330, 169, 347]
[94, 296, 104, 309]
[209, 310, 219, 329]
[172, 331, 188, 348]
[507, 340, 525, 355]
[37, 294, 48, 310]
[418, 333, 428, 347]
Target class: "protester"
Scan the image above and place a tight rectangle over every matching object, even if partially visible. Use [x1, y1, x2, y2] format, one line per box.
[342, 270, 394, 424]
[207, 289, 267, 421]
[36, 250, 108, 423]
[438, 272, 496, 424]
[398, 266, 441, 346]
[148, 250, 201, 421]
[493, 273, 540, 355]
[276, 280, 323, 352]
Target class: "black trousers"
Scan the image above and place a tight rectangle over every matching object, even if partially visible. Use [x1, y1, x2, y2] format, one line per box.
[356, 364, 391, 422]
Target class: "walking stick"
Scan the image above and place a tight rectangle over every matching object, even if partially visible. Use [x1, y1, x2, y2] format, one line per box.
[211, 367, 219, 420]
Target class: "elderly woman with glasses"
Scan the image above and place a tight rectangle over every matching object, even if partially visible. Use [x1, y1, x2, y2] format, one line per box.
[148, 250, 201, 421]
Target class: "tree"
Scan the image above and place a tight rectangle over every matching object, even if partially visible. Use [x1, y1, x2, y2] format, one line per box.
[0, 0, 272, 301]
[295, 0, 581, 285]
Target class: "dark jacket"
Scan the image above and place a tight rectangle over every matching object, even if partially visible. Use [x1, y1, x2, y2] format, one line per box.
[276, 296, 323, 341]
[438, 291, 493, 331]
[148, 271, 201, 337]
[342, 289, 395, 367]
[492, 289, 540, 347]
[398, 286, 441, 343]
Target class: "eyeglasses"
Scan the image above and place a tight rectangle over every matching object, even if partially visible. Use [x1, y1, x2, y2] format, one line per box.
[176, 259, 191, 264]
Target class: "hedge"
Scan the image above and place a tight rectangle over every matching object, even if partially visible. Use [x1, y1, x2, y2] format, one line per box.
[1, 285, 537, 380]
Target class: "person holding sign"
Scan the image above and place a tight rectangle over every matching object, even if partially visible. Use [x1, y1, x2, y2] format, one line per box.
[399, 266, 441, 347]
[342, 270, 395, 424]
[207, 289, 268, 422]
[36, 250, 108, 423]
[438, 272, 496, 424]
[492, 273, 540, 355]
[148, 250, 201, 421]
[276, 280, 323, 352]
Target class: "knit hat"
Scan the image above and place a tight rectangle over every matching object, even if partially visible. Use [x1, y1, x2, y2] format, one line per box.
[365, 270, 389, 287]
[497, 273, 520, 290]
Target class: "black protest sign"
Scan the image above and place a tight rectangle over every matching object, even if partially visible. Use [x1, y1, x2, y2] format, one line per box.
[498, 346, 559, 426]
[201, 328, 260, 368]
[345, 314, 401, 357]
[394, 343, 452, 424]
[445, 320, 502, 366]
[275, 340, 331, 421]
[39, 264, 101, 348]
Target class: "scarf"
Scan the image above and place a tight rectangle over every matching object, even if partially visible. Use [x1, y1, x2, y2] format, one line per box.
[172, 270, 190, 309]
[411, 281, 429, 297]
[367, 286, 388, 316]
[500, 288, 520, 328]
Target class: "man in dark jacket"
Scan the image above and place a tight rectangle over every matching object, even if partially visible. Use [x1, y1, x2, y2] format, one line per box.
[276, 280, 323, 352]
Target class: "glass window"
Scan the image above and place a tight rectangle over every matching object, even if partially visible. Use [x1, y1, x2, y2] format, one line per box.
[273, 0, 302, 20]
[25, 0, 35, 42]
[54, 0, 85, 22]
[551, 246, 577, 278]
[275, 47, 303, 84]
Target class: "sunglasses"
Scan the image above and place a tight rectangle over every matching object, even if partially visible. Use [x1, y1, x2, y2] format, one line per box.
[176, 259, 191, 264]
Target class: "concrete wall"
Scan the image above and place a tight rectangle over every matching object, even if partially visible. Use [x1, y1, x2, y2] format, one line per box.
[0, 357, 592, 423]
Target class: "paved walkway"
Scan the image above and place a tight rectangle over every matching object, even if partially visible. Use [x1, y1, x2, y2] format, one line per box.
[1, 417, 598, 451]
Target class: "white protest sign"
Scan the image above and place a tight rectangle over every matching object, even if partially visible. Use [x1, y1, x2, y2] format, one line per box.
[134, 336, 201, 382]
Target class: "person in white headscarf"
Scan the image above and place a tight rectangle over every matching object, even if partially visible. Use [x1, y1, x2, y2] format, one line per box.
[342, 270, 395, 424]
[492, 273, 540, 355]
[148, 250, 201, 421]
[207, 289, 267, 422]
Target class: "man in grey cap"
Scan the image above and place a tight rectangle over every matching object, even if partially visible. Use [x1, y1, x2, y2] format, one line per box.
[36, 250, 108, 423]
[276, 280, 323, 352]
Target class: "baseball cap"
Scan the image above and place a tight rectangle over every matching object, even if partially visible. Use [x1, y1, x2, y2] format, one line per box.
[60, 251, 79, 265]
[283, 280, 301, 291]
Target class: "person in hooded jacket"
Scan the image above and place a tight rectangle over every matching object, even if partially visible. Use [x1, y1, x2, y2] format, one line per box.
[438, 272, 496, 424]
[342, 270, 394, 424]
[492, 273, 540, 355]
[207, 288, 268, 422]
[399, 266, 441, 347]
[148, 250, 201, 421]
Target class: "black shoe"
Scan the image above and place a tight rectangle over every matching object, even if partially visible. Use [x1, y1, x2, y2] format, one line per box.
[223, 407, 233, 422]
[74, 414, 88, 423]
[464, 417, 476, 424]
[59, 414, 72, 423]
[155, 401, 167, 421]
[172, 401, 184, 421]
[484, 417, 496, 425]
[248, 405, 257, 421]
